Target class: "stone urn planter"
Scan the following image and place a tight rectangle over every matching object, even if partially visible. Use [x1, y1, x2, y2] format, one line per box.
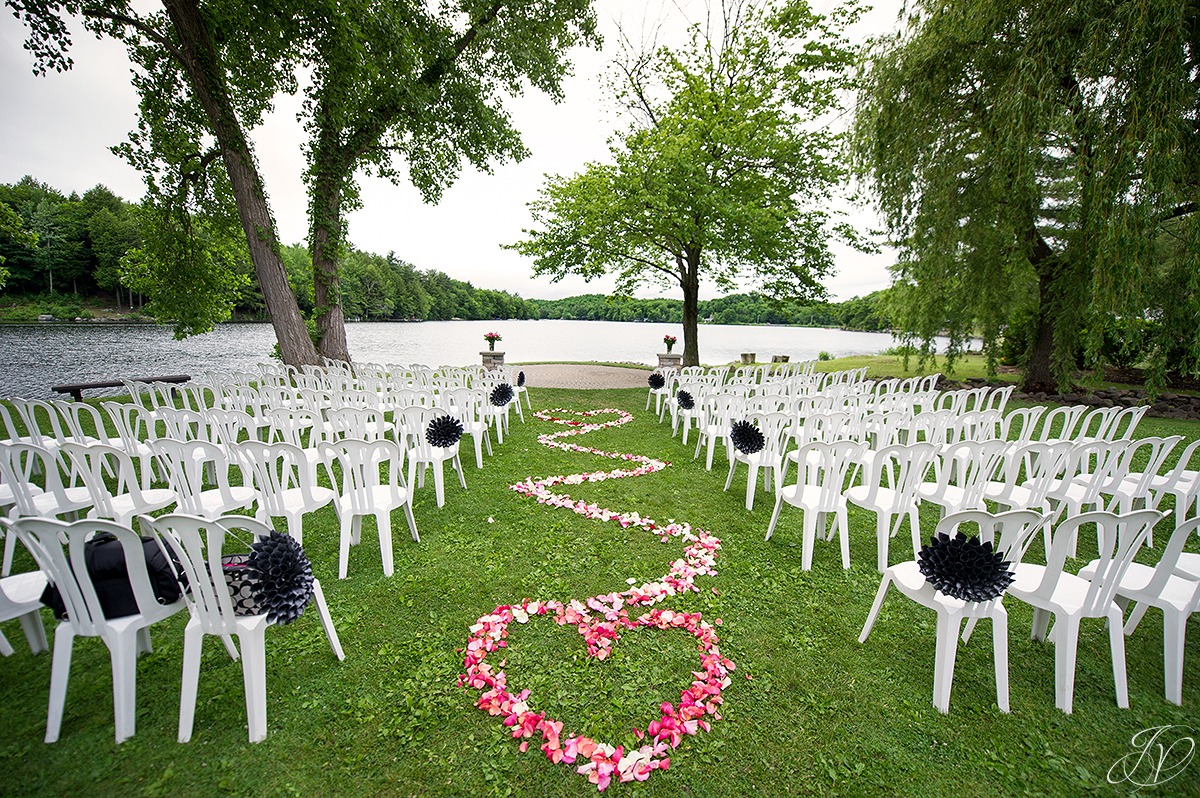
[657, 353, 683, 369]
[771, 355, 790, 363]
[481, 351, 505, 370]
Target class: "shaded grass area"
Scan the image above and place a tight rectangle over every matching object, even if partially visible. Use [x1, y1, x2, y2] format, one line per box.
[1, 386, 1199, 796]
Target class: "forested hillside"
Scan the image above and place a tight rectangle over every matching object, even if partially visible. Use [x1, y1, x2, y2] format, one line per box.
[1, 175, 889, 331]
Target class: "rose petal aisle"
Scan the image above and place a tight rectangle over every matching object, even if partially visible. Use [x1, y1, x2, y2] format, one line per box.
[459, 408, 734, 791]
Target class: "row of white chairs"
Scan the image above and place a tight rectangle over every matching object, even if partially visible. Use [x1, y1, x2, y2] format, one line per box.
[1, 512, 344, 744]
[859, 508, 1200, 714]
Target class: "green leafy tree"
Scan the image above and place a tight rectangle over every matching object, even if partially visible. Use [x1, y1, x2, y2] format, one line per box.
[0, 200, 37, 289]
[853, 0, 1200, 391]
[301, 0, 598, 359]
[511, 0, 865, 366]
[9, 0, 322, 362]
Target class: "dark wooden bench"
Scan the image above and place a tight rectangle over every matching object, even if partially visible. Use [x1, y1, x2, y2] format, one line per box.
[51, 374, 192, 402]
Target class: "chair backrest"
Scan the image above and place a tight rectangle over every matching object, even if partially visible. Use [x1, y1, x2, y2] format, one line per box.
[1102, 405, 1147, 441]
[319, 438, 406, 511]
[235, 440, 322, 516]
[102, 401, 153, 450]
[326, 407, 388, 442]
[203, 408, 255, 447]
[1034, 509, 1164, 614]
[1136, 516, 1200, 604]
[1036, 404, 1088, 442]
[1117, 435, 1183, 490]
[1062, 439, 1131, 509]
[0, 441, 52, 517]
[862, 441, 939, 513]
[61, 401, 114, 447]
[998, 406, 1046, 443]
[10, 516, 177, 637]
[60, 442, 150, 520]
[949, 410, 1002, 444]
[157, 407, 208, 442]
[930, 508, 1047, 569]
[141, 513, 263, 635]
[935, 439, 1010, 507]
[263, 407, 325, 448]
[151, 438, 241, 516]
[789, 439, 866, 509]
[912, 409, 957, 446]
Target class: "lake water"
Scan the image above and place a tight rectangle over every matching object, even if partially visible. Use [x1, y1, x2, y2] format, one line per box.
[0, 319, 923, 399]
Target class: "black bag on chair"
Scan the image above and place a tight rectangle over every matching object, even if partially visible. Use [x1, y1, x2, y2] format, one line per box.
[40, 532, 184, 620]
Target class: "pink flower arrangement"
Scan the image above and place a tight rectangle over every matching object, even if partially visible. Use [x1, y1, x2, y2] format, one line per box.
[663, 335, 677, 353]
[460, 407, 733, 791]
[484, 331, 502, 351]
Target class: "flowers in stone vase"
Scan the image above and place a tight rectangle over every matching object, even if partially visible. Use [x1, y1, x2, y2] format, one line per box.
[663, 335, 677, 353]
[484, 331, 502, 351]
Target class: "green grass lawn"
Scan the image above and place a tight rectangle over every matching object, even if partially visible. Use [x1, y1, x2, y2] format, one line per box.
[2, 387, 1199, 796]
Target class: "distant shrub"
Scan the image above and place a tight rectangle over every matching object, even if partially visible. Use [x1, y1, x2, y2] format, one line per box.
[880, 344, 918, 356]
[817, 351, 832, 361]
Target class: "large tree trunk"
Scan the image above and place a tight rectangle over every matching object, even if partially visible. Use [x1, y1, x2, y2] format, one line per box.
[309, 123, 351, 362]
[1023, 269, 1057, 392]
[680, 250, 701, 367]
[163, 0, 320, 367]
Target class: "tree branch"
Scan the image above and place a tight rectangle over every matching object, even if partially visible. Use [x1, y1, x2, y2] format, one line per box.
[81, 7, 184, 65]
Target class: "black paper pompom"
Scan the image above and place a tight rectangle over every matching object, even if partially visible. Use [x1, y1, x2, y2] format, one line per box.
[917, 532, 1014, 602]
[490, 383, 514, 407]
[247, 532, 314, 625]
[676, 390, 695, 410]
[648, 372, 666, 390]
[730, 420, 765, 455]
[517, 371, 526, 388]
[426, 414, 464, 448]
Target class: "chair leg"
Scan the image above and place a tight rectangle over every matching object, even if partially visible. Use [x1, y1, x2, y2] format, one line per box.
[338, 514, 353, 580]
[724, 459, 737, 492]
[933, 611, 961, 713]
[473, 434, 484, 469]
[802, 509, 818, 570]
[858, 574, 893, 642]
[453, 455, 467, 489]
[992, 606, 1010, 713]
[837, 505, 851, 569]
[376, 512, 394, 577]
[311, 579, 345, 661]
[1031, 607, 1052, 642]
[2, 531, 15, 576]
[178, 621, 204, 743]
[0, 629, 13, 656]
[1163, 609, 1187, 706]
[18, 608, 48, 654]
[45, 623, 76, 743]
[765, 495, 784, 541]
[433, 461, 445, 508]
[875, 513, 891, 574]
[402, 500, 420, 543]
[1123, 601, 1150, 635]
[1052, 615, 1081, 714]
[237, 624, 269, 743]
[109, 629, 140, 743]
[746, 465, 758, 511]
[706, 436, 717, 471]
[1107, 606, 1130, 710]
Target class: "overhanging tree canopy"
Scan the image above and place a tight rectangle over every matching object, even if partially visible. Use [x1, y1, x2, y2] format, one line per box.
[852, 0, 1200, 391]
[511, 0, 865, 366]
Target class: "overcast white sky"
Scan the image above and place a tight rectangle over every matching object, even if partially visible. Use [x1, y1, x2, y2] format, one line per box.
[0, 0, 903, 302]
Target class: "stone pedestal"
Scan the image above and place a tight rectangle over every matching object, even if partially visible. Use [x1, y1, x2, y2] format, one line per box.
[481, 351, 505, 370]
[771, 355, 790, 363]
[740, 353, 757, 365]
[657, 353, 682, 369]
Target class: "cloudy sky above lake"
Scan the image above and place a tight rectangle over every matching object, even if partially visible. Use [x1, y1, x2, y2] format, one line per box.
[0, 0, 904, 302]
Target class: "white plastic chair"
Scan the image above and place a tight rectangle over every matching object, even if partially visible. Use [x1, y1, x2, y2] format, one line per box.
[1079, 515, 1200, 706]
[723, 412, 793, 511]
[397, 407, 467, 509]
[1005, 509, 1164, 713]
[859, 509, 1044, 713]
[60, 442, 177, 526]
[325, 407, 389, 442]
[0, 520, 48, 657]
[102, 402, 159, 488]
[1148, 438, 1200, 522]
[447, 388, 493, 469]
[0, 441, 94, 525]
[319, 438, 419, 579]
[235, 441, 335, 545]
[9, 516, 186, 743]
[845, 442, 939, 573]
[1101, 436, 1183, 516]
[150, 438, 257, 519]
[916, 439, 1009, 519]
[765, 439, 866, 570]
[695, 394, 745, 472]
[141, 513, 344, 743]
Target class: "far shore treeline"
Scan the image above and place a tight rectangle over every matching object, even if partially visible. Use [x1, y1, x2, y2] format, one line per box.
[0, 176, 888, 331]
